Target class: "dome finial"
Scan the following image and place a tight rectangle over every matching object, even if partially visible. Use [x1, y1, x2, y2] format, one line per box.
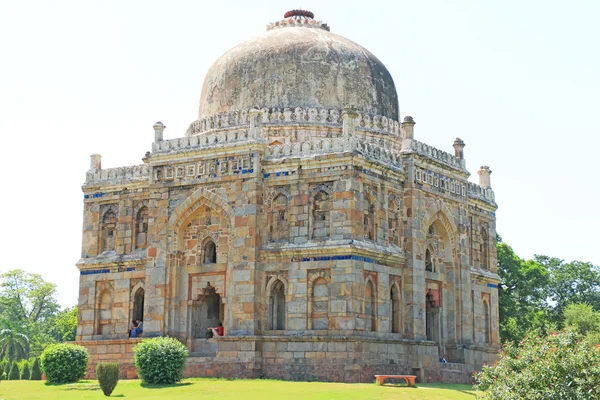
[284, 10, 314, 19]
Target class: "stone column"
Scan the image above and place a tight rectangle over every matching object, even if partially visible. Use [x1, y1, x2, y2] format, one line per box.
[477, 166, 492, 188]
[453, 138, 465, 159]
[90, 154, 102, 170]
[401, 116, 415, 151]
[342, 106, 357, 136]
[249, 109, 263, 138]
[153, 122, 165, 142]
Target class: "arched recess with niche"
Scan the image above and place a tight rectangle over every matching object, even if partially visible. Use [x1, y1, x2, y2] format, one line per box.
[308, 270, 331, 330]
[99, 205, 118, 253]
[95, 281, 115, 337]
[266, 275, 289, 331]
[390, 281, 402, 334]
[309, 183, 333, 241]
[364, 277, 377, 332]
[421, 201, 460, 345]
[266, 189, 291, 244]
[387, 193, 402, 247]
[133, 200, 149, 250]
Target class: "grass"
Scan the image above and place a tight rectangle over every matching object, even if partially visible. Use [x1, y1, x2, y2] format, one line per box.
[0, 378, 477, 400]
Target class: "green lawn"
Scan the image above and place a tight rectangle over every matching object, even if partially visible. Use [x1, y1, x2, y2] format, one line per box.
[0, 378, 477, 400]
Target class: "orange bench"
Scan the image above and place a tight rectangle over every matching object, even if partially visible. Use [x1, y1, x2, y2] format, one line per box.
[375, 375, 417, 387]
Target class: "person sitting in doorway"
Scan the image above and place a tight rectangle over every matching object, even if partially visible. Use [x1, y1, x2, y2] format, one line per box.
[208, 322, 224, 338]
[132, 319, 143, 337]
[205, 328, 214, 339]
[128, 320, 136, 337]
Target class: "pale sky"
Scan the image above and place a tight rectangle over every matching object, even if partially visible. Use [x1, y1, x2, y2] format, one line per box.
[0, 0, 598, 308]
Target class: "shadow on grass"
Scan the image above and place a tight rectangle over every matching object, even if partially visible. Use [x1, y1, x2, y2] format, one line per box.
[140, 381, 194, 389]
[44, 380, 101, 391]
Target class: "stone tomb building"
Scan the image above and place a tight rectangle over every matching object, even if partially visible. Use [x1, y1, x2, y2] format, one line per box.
[76, 10, 500, 383]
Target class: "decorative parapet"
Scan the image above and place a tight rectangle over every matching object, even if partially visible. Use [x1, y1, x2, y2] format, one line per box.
[185, 107, 401, 137]
[265, 135, 403, 171]
[468, 182, 496, 204]
[402, 139, 465, 170]
[153, 128, 262, 154]
[85, 164, 149, 185]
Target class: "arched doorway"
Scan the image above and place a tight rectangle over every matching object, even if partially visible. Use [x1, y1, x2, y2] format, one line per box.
[191, 285, 223, 339]
[132, 288, 144, 322]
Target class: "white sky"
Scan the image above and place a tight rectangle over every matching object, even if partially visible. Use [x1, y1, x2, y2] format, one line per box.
[0, 0, 598, 308]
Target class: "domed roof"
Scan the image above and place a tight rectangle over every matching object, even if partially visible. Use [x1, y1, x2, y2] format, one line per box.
[198, 11, 399, 121]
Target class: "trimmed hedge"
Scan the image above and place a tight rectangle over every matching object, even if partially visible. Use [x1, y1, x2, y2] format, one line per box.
[133, 337, 188, 384]
[8, 360, 20, 380]
[20, 361, 30, 380]
[30, 358, 42, 380]
[97, 362, 120, 396]
[40, 343, 89, 384]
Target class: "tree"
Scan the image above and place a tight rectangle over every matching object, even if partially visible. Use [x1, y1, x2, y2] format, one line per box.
[496, 238, 549, 342]
[0, 270, 63, 359]
[49, 306, 78, 342]
[0, 324, 30, 360]
[0, 270, 59, 327]
[20, 360, 30, 380]
[8, 360, 20, 380]
[538, 256, 600, 320]
[563, 303, 600, 336]
[30, 358, 42, 380]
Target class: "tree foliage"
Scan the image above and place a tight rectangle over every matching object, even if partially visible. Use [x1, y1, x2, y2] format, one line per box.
[0, 270, 75, 360]
[0, 270, 59, 327]
[476, 329, 600, 399]
[8, 360, 20, 380]
[0, 324, 29, 360]
[496, 239, 549, 342]
[563, 303, 600, 336]
[496, 237, 600, 343]
[20, 360, 30, 380]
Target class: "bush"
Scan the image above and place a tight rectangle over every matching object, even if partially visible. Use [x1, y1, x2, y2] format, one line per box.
[20, 361, 30, 380]
[475, 329, 600, 399]
[30, 358, 42, 380]
[40, 343, 89, 384]
[8, 360, 20, 380]
[133, 337, 188, 384]
[96, 362, 120, 396]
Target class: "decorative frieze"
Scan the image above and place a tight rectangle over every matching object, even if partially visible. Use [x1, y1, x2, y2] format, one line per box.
[415, 168, 466, 198]
[153, 154, 256, 183]
[186, 107, 401, 137]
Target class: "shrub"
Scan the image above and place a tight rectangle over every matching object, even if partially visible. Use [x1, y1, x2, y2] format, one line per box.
[96, 362, 120, 396]
[8, 360, 20, 380]
[40, 343, 89, 384]
[20, 361, 30, 380]
[133, 337, 188, 384]
[475, 329, 600, 399]
[30, 358, 42, 380]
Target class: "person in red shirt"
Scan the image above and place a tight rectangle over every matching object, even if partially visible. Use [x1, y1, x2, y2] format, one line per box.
[208, 322, 224, 337]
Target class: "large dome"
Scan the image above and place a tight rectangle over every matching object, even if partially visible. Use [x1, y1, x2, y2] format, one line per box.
[198, 11, 399, 121]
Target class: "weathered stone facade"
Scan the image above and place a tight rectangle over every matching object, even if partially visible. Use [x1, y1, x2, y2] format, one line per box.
[76, 10, 500, 383]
